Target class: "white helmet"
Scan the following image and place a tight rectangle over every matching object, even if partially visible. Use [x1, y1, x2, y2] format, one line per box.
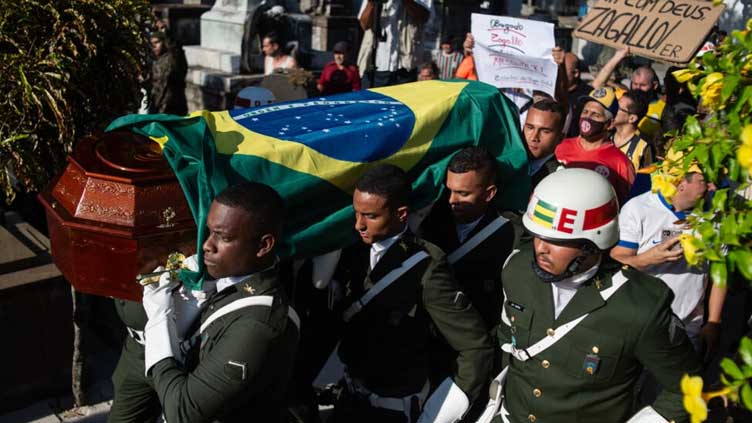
[234, 87, 276, 110]
[522, 168, 619, 250]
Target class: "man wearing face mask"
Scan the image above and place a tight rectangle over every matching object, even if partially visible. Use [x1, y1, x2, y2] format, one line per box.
[554, 87, 635, 204]
[477, 168, 701, 423]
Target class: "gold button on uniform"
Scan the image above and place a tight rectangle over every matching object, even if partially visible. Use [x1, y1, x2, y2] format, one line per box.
[533, 388, 542, 397]
[546, 328, 555, 337]
[528, 414, 537, 422]
[592, 346, 600, 354]
[510, 315, 516, 323]
[541, 360, 550, 369]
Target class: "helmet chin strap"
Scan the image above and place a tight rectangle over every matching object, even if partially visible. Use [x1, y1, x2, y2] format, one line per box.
[532, 243, 599, 283]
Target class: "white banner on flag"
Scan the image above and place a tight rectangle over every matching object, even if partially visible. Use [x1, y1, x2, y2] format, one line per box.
[471, 14, 558, 96]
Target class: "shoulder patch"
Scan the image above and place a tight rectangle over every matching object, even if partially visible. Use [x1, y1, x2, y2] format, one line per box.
[224, 360, 247, 381]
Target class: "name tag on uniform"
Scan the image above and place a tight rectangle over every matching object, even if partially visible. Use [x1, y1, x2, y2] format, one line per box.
[583, 354, 600, 375]
[507, 300, 525, 312]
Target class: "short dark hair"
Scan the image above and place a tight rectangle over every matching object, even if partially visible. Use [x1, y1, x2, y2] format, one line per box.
[215, 182, 286, 236]
[263, 31, 281, 46]
[621, 90, 650, 121]
[448, 146, 497, 184]
[529, 99, 566, 131]
[419, 61, 439, 76]
[355, 164, 411, 209]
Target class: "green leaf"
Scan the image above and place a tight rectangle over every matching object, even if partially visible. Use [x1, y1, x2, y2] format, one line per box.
[720, 214, 740, 246]
[684, 115, 702, 138]
[710, 261, 728, 287]
[698, 221, 717, 240]
[733, 85, 752, 114]
[721, 357, 745, 380]
[740, 337, 752, 367]
[729, 157, 740, 182]
[711, 188, 728, 213]
[742, 383, 752, 411]
[733, 249, 752, 281]
[723, 75, 741, 103]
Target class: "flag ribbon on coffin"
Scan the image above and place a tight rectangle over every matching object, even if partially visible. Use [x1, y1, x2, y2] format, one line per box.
[106, 80, 530, 290]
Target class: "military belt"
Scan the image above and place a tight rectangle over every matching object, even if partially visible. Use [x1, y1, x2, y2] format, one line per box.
[344, 373, 429, 422]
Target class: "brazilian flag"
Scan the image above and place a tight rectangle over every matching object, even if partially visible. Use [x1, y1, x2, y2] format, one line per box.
[107, 80, 529, 289]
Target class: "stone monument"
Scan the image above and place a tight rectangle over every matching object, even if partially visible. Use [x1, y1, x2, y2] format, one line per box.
[183, 0, 323, 111]
[183, 0, 267, 110]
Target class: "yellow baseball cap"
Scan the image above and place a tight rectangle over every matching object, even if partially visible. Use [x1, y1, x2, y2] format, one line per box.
[579, 87, 619, 117]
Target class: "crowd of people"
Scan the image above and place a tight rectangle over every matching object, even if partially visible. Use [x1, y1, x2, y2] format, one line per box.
[120, 3, 750, 423]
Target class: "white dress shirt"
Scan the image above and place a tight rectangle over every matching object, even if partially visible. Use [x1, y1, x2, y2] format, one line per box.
[370, 227, 408, 270]
[551, 259, 601, 319]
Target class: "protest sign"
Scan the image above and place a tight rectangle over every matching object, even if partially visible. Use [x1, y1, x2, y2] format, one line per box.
[471, 14, 558, 96]
[574, 0, 725, 64]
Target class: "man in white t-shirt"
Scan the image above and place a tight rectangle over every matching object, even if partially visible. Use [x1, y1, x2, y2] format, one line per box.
[610, 171, 725, 358]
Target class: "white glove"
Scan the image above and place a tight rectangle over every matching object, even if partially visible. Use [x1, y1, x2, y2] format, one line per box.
[172, 254, 207, 338]
[417, 377, 470, 423]
[183, 254, 199, 272]
[624, 406, 670, 422]
[143, 267, 179, 374]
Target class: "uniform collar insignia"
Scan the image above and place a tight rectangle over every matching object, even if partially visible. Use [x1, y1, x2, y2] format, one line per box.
[242, 283, 256, 295]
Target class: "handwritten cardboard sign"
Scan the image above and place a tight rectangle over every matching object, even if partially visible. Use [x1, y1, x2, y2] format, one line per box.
[574, 0, 725, 64]
[471, 14, 558, 96]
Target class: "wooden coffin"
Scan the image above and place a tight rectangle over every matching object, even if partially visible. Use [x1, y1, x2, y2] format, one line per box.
[38, 131, 196, 301]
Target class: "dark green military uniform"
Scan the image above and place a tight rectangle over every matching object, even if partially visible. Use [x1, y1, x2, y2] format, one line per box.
[334, 232, 494, 421]
[419, 204, 515, 328]
[150, 265, 299, 423]
[108, 299, 160, 423]
[419, 204, 515, 421]
[496, 243, 702, 423]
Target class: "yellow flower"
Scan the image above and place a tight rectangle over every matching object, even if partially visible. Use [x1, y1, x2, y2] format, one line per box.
[673, 68, 701, 83]
[738, 145, 752, 170]
[679, 234, 703, 266]
[651, 173, 678, 201]
[742, 124, 752, 147]
[682, 375, 707, 423]
[700, 72, 724, 110]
